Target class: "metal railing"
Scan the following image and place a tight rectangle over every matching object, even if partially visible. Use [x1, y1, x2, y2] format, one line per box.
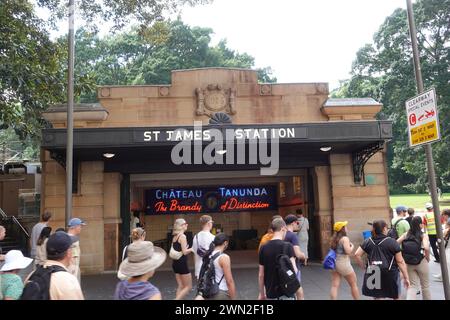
[0, 207, 30, 238]
[0, 207, 7, 218]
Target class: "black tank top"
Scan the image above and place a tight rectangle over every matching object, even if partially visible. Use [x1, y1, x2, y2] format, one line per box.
[173, 235, 182, 252]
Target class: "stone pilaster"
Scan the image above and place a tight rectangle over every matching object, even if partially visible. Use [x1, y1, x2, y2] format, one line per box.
[314, 166, 333, 259]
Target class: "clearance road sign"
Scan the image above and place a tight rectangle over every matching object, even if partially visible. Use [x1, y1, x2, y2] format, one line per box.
[406, 88, 440, 147]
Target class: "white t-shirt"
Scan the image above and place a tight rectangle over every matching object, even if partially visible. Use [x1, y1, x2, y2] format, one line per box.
[192, 231, 215, 278]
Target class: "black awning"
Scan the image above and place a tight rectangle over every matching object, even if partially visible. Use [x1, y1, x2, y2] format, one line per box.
[42, 121, 392, 149]
[41, 121, 392, 182]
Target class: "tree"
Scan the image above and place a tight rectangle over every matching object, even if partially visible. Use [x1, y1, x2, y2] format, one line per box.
[0, 0, 62, 138]
[333, 0, 450, 193]
[37, 0, 212, 31]
[72, 20, 276, 102]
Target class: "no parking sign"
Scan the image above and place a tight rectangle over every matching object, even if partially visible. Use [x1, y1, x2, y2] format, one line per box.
[405, 88, 440, 147]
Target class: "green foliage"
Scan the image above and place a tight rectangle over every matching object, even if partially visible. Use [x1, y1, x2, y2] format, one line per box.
[0, 127, 39, 162]
[72, 20, 276, 102]
[333, 0, 450, 193]
[36, 0, 212, 31]
[0, 0, 63, 139]
[1, 1, 274, 160]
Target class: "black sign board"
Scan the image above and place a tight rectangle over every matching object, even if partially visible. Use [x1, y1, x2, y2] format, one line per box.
[145, 185, 278, 215]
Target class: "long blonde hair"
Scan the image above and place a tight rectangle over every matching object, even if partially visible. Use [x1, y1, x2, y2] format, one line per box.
[173, 218, 186, 236]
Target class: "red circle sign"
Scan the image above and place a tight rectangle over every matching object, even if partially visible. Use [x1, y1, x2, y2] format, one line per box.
[409, 113, 417, 126]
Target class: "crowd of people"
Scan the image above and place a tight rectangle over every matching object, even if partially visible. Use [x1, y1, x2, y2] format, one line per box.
[0, 213, 87, 300]
[335, 203, 450, 300]
[0, 203, 449, 300]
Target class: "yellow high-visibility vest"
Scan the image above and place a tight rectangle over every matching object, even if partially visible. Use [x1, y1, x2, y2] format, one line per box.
[425, 212, 437, 235]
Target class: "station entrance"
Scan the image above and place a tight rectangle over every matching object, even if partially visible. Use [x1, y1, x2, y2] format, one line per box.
[124, 169, 321, 261]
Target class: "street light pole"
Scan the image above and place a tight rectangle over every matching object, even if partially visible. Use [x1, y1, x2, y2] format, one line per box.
[65, 0, 75, 229]
[406, 0, 450, 300]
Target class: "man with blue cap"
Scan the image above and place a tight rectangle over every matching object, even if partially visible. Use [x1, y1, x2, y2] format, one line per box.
[67, 218, 87, 283]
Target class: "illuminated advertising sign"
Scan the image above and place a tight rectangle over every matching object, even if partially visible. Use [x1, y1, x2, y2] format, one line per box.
[145, 185, 277, 215]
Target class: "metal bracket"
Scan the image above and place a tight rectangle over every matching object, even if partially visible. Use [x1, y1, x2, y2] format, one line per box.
[352, 142, 384, 185]
[49, 151, 79, 194]
[50, 151, 66, 169]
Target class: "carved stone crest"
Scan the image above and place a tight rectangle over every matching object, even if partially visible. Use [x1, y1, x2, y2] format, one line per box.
[195, 84, 236, 117]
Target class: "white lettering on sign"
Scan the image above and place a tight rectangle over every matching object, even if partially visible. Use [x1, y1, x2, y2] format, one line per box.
[143, 131, 160, 141]
[142, 128, 296, 142]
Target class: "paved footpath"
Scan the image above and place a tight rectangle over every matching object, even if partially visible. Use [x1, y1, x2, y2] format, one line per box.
[81, 261, 447, 300]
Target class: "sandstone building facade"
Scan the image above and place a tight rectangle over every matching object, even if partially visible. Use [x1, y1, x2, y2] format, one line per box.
[41, 68, 392, 274]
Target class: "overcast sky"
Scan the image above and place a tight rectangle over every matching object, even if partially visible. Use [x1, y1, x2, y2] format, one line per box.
[179, 0, 408, 89]
[38, 0, 409, 89]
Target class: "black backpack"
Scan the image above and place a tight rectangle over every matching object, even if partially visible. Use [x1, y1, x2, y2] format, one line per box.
[196, 252, 224, 298]
[366, 237, 395, 271]
[275, 243, 300, 297]
[20, 265, 67, 300]
[402, 236, 424, 265]
[387, 219, 402, 240]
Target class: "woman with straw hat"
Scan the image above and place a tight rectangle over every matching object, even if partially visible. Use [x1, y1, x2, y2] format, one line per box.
[0, 250, 33, 300]
[114, 241, 166, 300]
[171, 218, 194, 300]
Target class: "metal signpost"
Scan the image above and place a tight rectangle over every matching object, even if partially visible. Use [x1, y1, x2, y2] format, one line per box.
[406, 0, 450, 299]
[66, 0, 75, 228]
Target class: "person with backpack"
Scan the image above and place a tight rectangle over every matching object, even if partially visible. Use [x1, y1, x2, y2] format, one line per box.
[114, 241, 166, 300]
[284, 214, 306, 300]
[0, 250, 33, 300]
[329, 221, 359, 300]
[355, 220, 410, 300]
[397, 216, 431, 300]
[389, 205, 410, 240]
[195, 233, 236, 300]
[170, 218, 194, 300]
[192, 215, 215, 280]
[22, 231, 84, 300]
[34, 227, 52, 266]
[258, 217, 299, 300]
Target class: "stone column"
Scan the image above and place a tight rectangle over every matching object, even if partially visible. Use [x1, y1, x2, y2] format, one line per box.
[103, 173, 121, 270]
[329, 153, 390, 248]
[314, 166, 333, 259]
[76, 161, 105, 274]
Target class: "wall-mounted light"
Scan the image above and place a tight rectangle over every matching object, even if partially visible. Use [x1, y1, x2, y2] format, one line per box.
[216, 150, 227, 155]
[103, 153, 115, 159]
[320, 146, 332, 152]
